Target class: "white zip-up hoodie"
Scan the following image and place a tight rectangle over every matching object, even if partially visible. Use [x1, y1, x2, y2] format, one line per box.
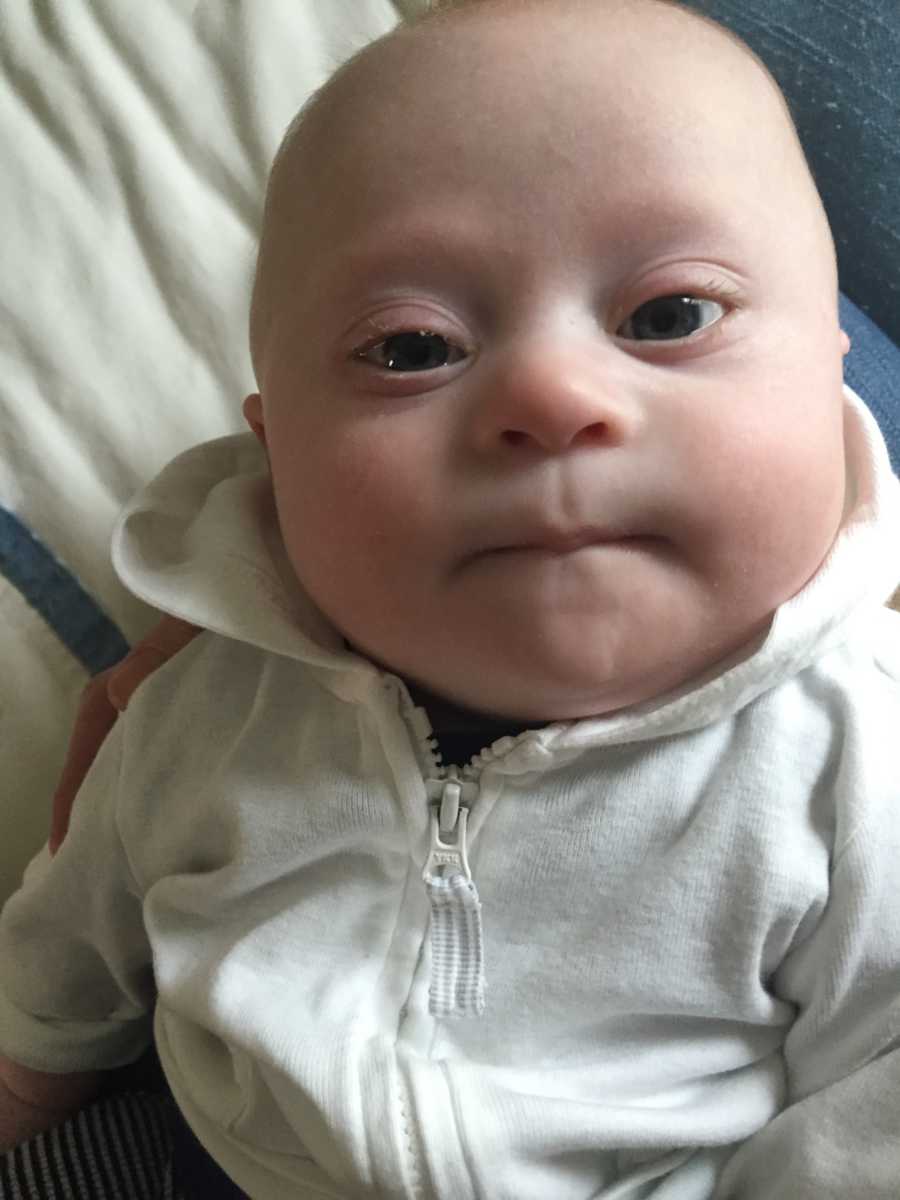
[2, 385, 900, 1200]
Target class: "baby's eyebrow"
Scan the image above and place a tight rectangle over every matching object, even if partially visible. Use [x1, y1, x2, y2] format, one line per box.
[323, 201, 752, 297]
[322, 224, 503, 300]
[335, 220, 494, 272]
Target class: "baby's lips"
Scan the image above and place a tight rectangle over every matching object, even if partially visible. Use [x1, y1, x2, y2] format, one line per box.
[482, 521, 639, 556]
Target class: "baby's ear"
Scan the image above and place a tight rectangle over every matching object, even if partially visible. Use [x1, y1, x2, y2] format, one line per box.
[243, 393, 267, 448]
[840, 329, 851, 356]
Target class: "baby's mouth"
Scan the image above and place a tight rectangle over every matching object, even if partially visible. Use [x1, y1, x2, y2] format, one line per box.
[497, 529, 627, 554]
[468, 527, 661, 563]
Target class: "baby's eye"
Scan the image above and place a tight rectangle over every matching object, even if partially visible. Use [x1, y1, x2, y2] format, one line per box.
[355, 330, 466, 372]
[618, 295, 725, 341]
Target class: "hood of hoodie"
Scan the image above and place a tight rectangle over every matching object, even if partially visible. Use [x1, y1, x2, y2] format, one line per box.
[112, 385, 900, 748]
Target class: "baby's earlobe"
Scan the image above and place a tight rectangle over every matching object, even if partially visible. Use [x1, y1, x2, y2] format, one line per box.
[839, 329, 851, 356]
[243, 393, 267, 447]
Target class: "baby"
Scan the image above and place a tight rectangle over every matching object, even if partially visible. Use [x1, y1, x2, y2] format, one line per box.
[3, 0, 900, 1197]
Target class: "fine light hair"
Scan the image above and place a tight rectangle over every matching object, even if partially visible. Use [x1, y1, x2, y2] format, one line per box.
[410, 0, 794, 111]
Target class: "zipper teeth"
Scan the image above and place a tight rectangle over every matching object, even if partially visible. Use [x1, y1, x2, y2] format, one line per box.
[406, 700, 488, 782]
[391, 676, 488, 1194]
[397, 1077, 428, 1200]
[391, 671, 527, 781]
[390, 678, 443, 1198]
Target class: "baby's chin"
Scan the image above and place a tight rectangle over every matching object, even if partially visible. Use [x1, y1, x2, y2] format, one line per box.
[390, 651, 697, 725]
[390, 608, 777, 726]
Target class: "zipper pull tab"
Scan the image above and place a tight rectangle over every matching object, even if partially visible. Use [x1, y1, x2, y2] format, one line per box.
[422, 780, 486, 1018]
[422, 781, 471, 880]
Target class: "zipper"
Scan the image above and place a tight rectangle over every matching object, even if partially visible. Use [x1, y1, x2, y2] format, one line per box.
[422, 769, 486, 1018]
[385, 677, 529, 1197]
[396, 1068, 429, 1200]
[399, 689, 489, 1019]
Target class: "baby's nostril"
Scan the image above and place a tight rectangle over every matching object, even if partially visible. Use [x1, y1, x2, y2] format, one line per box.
[582, 422, 609, 443]
[500, 420, 612, 449]
[502, 430, 529, 446]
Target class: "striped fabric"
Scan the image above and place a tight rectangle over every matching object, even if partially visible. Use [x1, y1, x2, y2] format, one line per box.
[0, 1093, 177, 1200]
[0, 508, 129, 677]
[425, 873, 486, 1018]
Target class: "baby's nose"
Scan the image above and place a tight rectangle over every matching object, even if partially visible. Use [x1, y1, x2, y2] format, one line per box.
[469, 337, 641, 455]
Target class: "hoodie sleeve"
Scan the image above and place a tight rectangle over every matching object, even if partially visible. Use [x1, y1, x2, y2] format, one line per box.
[0, 718, 154, 1074]
[714, 680, 900, 1198]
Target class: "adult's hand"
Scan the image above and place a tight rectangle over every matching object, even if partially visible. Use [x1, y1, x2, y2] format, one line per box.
[48, 616, 200, 854]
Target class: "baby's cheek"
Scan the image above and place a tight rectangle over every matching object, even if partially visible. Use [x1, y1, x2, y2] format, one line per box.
[335, 428, 443, 552]
[716, 427, 843, 604]
[664, 396, 843, 619]
[277, 443, 431, 615]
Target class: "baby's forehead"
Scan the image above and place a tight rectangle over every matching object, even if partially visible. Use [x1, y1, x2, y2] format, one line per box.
[282, 0, 796, 200]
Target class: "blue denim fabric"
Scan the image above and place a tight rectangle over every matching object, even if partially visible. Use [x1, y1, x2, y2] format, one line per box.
[840, 291, 900, 474]
[682, 0, 900, 349]
[0, 506, 129, 674]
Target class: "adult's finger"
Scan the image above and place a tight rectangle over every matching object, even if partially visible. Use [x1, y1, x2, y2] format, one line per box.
[48, 617, 201, 853]
[48, 670, 119, 854]
[106, 617, 201, 710]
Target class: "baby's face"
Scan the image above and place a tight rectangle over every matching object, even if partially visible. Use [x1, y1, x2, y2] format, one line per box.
[247, 2, 849, 721]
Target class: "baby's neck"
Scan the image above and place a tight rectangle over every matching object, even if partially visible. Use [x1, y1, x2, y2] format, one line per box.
[344, 640, 546, 763]
[403, 675, 547, 769]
